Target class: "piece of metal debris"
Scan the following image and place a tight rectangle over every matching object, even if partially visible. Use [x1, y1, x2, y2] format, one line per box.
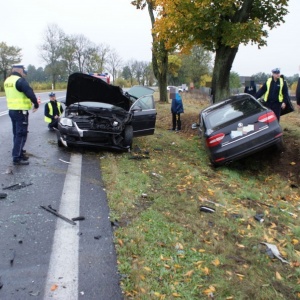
[260, 242, 289, 264]
[151, 172, 163, 178]
[0, 192, 7, 199]
[40, 205, 76, 225]
[10, 249, 16, 266]
[254, 213, 264, 223]
[0, 276, 3, 289]
[199, 206, 215, 213]
[59, 158, 70, 164]
[72, 216, 85, 221]
[3, 167, 13, 175]
[94, 235, 101, 240]
[129, 155, 150, 160]
[29, 291, 40, 297]
[3, 182, 32, 191]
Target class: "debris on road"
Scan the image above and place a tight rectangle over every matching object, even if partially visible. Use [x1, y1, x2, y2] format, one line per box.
[10, 249, 16, 266]
[59, 158, 70, 164]
[3, 182, 32, 191]
[40, 205, 76, 225]
[72, 216, 85, 221]
[0, 192, 7, 199]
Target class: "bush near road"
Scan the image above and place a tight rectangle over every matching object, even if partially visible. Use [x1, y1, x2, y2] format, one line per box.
[101, 92, 300, 299]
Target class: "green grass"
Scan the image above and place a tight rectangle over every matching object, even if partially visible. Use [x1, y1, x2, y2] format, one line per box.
[101, 95, 300, 299]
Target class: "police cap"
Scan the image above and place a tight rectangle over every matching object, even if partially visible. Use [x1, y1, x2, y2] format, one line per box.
[271, 68, 280, 74]
[49, 92, 56, 97]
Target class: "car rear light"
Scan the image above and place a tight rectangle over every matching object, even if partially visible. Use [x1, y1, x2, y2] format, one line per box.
[206, 133, 225, 147]
[258, 111, 277, 123]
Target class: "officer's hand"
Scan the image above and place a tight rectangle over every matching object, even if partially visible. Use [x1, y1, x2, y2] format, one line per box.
[281, 103, 286, 110]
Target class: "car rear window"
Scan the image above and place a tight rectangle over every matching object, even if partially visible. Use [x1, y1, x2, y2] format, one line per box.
[205, 98, 264, 129]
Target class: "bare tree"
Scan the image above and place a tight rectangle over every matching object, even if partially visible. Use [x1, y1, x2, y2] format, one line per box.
[106, 49, 123, 84]
[39, 24, 65, 89]
[72, 34, 97, 73]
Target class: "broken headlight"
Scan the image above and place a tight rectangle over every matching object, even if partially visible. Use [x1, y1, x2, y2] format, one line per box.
[60, 117, 73, 127]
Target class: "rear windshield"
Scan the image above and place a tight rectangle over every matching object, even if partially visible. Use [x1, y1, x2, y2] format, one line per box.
[205, 98, 264, 129]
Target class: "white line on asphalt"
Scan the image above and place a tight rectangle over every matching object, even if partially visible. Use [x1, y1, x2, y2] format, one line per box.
[44, 153, 82, 299]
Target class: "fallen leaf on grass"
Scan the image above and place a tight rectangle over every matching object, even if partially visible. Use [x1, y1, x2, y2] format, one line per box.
[172, 292, 181, 297]
[276, 271, 282, 280]
[202, 267, 210, 275]
[143, 266, 152, 272]
[184, 270, 194, 277]
[203, 285, 216, 295]
[211, 258, 220, 266]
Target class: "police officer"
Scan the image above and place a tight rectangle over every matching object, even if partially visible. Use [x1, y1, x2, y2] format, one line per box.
[44, 92, 63, 131]
[4, 65, 39, 165]
[255, 68, 288, 122]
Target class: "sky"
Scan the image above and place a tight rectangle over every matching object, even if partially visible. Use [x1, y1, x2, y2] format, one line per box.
[2, 0, 299, 77]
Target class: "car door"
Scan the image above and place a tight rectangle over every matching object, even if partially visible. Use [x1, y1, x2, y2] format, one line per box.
[130, 94, 157, 137]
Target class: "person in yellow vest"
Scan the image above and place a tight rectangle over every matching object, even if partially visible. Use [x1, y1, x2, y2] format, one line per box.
[44, 92, 63, 131]
[4, 65, 39, 166]
[255, 68, 288, 122]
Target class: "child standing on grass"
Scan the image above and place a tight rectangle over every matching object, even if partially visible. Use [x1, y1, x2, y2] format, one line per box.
[169, 87, 184, 132]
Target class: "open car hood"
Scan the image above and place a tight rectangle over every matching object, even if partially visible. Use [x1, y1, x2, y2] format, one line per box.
[66, 73, 131, 111]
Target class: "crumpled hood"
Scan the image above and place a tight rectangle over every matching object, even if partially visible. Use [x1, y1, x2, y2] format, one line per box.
[66, 73, 131, 110]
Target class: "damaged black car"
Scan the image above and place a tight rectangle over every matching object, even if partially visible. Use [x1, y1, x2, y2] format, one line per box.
[56, 73, 156, 151]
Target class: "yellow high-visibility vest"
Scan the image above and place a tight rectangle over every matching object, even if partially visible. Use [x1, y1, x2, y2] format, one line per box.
[264, 77, 284, 102]
[44, 102, 62, 123]
[4, 75, 32, 110]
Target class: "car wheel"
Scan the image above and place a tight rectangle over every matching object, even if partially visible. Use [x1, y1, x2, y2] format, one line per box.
[123, 125, 133, 148]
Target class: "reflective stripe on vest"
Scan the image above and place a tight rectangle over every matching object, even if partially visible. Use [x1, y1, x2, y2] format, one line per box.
[264, 77, 284, 102]
[44, 102, 62, 123]
[4, 75, 32, 110]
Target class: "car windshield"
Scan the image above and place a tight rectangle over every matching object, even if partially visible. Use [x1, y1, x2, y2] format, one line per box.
[205, 98, 264, 129]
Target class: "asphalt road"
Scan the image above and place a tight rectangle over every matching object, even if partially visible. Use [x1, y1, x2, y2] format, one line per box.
[0, 92, 123, 299]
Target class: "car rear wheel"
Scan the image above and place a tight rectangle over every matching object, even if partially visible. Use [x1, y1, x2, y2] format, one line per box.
[123, 125, 133, 148]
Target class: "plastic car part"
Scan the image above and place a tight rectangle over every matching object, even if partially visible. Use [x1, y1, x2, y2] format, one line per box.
[199, 206, 215, 213]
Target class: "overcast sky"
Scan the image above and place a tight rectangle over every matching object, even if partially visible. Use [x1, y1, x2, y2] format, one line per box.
[2, 0, 299, 77]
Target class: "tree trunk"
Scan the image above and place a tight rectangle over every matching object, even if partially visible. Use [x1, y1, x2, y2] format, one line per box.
[147, 1, 168, 103]
[212, 45, 239, 103]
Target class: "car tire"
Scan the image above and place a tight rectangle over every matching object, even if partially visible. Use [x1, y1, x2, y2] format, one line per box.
[123, 125, 133, 148]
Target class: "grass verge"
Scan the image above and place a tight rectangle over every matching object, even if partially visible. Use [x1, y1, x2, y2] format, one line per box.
[101, 92, 300, 299]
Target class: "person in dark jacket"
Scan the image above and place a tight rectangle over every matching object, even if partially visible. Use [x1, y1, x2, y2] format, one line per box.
[44, 92, 64, 131]
[4, 65, 39, 165]
[170, 87, 184, 131]
[255, 68, 288, 122]
[296, 77, 300, 108]
[244, 80, 257, 97]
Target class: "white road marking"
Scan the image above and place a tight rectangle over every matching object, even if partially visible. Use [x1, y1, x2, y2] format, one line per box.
[44, 153, 82, 299]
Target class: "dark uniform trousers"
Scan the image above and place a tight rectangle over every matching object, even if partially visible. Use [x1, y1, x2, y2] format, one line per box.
[9, 110, 28, 162]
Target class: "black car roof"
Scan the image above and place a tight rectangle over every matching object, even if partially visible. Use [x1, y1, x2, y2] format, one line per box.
[202, 94, 257, 115]
[66, 73, 131, 110]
